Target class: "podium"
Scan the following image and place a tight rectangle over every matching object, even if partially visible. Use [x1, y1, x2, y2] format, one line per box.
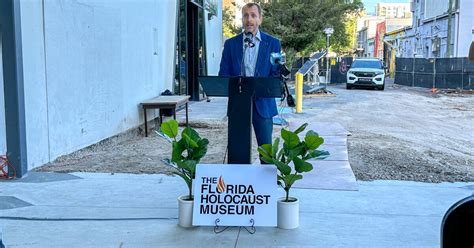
[198, 76, 282, 164]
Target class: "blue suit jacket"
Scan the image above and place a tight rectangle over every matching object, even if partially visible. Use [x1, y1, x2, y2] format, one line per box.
[219, 31, 281, 118]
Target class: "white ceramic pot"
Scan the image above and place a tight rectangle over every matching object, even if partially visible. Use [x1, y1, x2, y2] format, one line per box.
[178, 195, 194, 228]
[277, 197, 299, 229]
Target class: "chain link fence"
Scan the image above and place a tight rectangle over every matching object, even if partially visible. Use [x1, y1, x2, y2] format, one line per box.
[395, 57, 474, 90]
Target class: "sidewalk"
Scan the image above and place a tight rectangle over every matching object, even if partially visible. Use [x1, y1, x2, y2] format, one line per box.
[1, 172, 472, 247]
[1, 87, 473, 247]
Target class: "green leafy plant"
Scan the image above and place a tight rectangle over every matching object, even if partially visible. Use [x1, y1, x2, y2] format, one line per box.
[258, 123, 329, 202]
[260, 0, 363, 55]
[160, 120, 209, 201]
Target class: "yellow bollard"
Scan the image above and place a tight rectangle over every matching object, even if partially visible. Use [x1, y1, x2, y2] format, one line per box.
[295, 72, 303, 113]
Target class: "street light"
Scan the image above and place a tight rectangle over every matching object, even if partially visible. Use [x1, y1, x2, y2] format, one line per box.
[324, 27, 334, 86]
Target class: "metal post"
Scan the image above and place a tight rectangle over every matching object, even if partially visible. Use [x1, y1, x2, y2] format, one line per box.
[412, 56, 415, 87]
[324, 27, 333, 86]
[0, 0, 28, 177]
[446, 0, 454, 57]
[461, 57, 464, 90]
[433, 58, 436, 89]
[186, 1, 202, 101]
[326, 35, 330, 85]
[295, 73, 303, 113]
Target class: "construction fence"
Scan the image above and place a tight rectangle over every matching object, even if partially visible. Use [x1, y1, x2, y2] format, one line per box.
[329, 57, 353, 84]
[290, 56, 353, 84]
[395, 57, 474, 90]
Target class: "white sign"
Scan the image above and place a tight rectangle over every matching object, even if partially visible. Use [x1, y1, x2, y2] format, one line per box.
[192, 164, 277, 227]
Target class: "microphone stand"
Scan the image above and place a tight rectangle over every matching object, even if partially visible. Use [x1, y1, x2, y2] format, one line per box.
[239, 33, 254, 93]
[274, 63, 294, 127]
[277, 63, 295, 108]
[239, 43, 249, 93]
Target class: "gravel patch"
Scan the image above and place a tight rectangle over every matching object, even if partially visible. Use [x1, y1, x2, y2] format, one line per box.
[348, 131, 474, 182]
[36, 82, 474, 183]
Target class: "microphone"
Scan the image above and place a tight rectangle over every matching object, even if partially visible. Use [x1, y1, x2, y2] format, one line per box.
[239, 32, 255, 91]
[270, 52, 285, 66]
[271, 53, 295, 107]
[244, 32, 255, 48]
[271, 52, 291, 77]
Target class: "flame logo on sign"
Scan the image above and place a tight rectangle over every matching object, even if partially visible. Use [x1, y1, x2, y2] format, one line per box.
[216, 176, 226, 193]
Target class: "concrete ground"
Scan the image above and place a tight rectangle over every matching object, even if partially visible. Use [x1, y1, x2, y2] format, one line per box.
[0, 172, 473, 247]
[1, 82, 473, 247]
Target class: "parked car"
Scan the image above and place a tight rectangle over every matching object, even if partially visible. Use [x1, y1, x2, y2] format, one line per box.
[346, 58, 386, 90]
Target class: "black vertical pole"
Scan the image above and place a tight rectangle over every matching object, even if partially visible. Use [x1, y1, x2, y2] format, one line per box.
[412, 57, 415, 87]
[0, 0, 28, 177]
[461, 58, 464, 90]
[433, 58, 436, 89]
[186, 1, 201, 101]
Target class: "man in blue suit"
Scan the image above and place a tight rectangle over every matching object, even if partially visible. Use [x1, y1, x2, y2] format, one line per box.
[219, 2, 281, 148]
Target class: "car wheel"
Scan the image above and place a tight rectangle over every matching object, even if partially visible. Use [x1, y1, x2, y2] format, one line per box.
[346, 84, 352, 90]
[379, 84, 385, 91]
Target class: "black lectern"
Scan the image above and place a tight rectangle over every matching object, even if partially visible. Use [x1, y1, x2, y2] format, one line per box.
[198, 76, 282, 164]
[441, 194, 474, 247]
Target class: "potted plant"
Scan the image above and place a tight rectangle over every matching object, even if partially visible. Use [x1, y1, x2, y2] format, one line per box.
[258, 123, 329, 229]
[160, 119, 209, 228]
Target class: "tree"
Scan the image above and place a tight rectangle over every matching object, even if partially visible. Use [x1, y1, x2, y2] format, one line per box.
[260, 0, 363, 66]
[223, 6, 241, 38]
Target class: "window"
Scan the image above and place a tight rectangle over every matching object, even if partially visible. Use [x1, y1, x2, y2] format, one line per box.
[352, 60, 383, 69]
[174, 0, 207, 96]
[175, 0, 187, 95]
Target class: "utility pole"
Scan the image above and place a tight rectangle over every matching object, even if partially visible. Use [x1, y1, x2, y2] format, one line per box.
[446, 0, 454, 57]
[324, 27, 334, 86]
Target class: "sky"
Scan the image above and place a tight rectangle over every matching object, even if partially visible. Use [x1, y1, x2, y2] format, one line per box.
[362, 0, 410, 14]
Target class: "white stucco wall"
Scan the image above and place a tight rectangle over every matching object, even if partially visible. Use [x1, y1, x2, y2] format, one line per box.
[456, 0, 474, 57]
[19, 0, 177, 169]
[0, 37, 6, 155]
[424, 0, 449, 20]
[413, 18, 450, 58]
[20, 0, 49, 168]
[205, 0, 223, 75]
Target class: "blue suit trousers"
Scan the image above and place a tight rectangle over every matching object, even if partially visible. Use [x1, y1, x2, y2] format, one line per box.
[252, 102, 273, 147]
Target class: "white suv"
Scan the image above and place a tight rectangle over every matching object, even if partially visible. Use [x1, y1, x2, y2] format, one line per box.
[346, 58, 386, 90]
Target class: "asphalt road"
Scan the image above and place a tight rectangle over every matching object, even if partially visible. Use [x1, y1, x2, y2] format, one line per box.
[291, 79, 474, 182]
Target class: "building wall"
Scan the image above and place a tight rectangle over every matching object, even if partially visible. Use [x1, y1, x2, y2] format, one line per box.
[355, 13, 412, 58]
[357, 28, 368, 56]
[456, 0, 474, 57]
[418, 18, 449, 58]
[424, 0, 449, 19]
[367, 38, 375, 57]
[356, 14, 368, 32]
[375, 21, 386, 58]
[205, 0, 223, 75]
[376, 3, 411, 18]
[376, 18, 411, 59]
[0, 37, 5, 155]
[18, 0, 178, 169]
[20, 0, 49, 168]
[398, 31, 416, 57]
[395, 0, 473, 58]
[385, 18, 412, 32]
[365, 17, 385, 39]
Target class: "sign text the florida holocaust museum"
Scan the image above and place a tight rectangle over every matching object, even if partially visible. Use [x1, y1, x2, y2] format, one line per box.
[193, 164, 277, 227]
